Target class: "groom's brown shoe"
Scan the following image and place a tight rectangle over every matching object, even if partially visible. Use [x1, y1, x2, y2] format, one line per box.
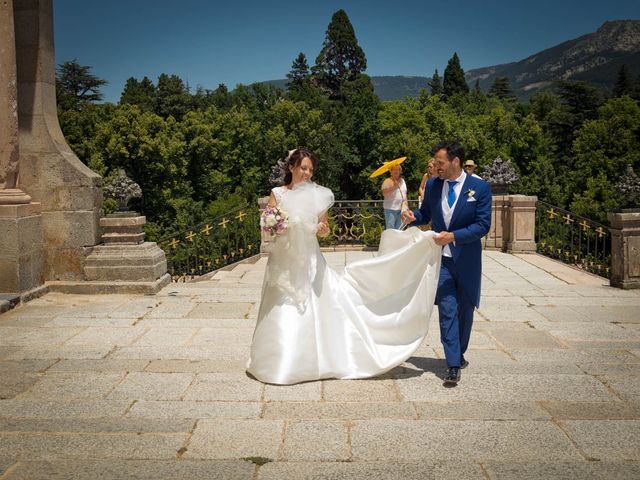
[443, 367, 460, 385]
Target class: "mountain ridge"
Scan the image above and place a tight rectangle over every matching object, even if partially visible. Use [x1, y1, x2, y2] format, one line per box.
[263, 20, 640, 100]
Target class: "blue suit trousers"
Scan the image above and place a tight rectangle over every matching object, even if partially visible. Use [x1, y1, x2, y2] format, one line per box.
[436, 256, 475, 368]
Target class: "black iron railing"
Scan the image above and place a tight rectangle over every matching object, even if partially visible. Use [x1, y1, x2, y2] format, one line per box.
[320, 199, 420, 247]
[157, 204, 261, 282]
[535, 200, 611, 278]
[158, 199, 424, 281]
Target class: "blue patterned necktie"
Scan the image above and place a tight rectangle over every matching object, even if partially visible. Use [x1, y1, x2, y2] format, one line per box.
[447, 180, 458, 208]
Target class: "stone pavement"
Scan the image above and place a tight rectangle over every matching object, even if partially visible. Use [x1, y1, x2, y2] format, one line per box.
[0, 250, 639, 479]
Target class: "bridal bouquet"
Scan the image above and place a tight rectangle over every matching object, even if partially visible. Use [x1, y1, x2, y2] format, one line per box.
[260, 206, 288, 236]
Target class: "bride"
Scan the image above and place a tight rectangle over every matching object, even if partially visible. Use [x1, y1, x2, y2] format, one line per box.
[246, 148, 442, 385]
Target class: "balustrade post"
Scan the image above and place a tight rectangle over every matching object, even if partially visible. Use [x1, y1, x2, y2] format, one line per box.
[484, 193, 509, 250]
[258, 196, 272, 253]
[608, 211, 640, 289]
[506, 195, 537, 253]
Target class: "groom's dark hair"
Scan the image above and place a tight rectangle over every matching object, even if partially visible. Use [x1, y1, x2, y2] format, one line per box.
[433, 140, 465, 163]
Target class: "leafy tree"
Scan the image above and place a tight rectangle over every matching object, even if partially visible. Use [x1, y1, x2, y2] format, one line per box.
[443, 53, 469, 98]
[120, 76, 156, 112]
[313, 9, 367, 99]
[613, 64, 633, 98]
[286, 52, 310, 90]
[570, 96, 640, 220]
[155, 73, 191, 120]
[489, 76, 515, 100]
[56, 59, 107, 111]
[429, 69, 443, 95]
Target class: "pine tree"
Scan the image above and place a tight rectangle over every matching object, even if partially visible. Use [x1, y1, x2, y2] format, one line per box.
[489, 76, 515, 100]
[120, 76, 156, 111]
[429, 69, 443, 95]
[442, 53, 469, 98]
[313, 9, 367, 99]
[155, 73, 191, 119]
[613, 64, 633, 98]
[286, 52, 310, 90]
[474, 79, 481, 93]
[56, 59, 107, 111]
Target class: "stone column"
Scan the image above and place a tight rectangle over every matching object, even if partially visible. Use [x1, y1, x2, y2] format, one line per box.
[13, 0, 102, 281]
[608, 211, 640, 289]
[506, 195, 537, 253]
[0, 0, 29, 204]
[0, 0, 43, 295]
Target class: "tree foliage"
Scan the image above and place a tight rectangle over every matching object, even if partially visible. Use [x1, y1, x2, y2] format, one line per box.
[313, 9, 367, 99]
[443, 53, 469, 98]
[56, 19, 639, 240]
[56, 59, 107, 111]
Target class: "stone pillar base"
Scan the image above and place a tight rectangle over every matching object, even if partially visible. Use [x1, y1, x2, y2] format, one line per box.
[46, 273, 171, 295]
[0, 202, 43, 294]
[0, 188, 31, 204]
[84, 242, 168, 282]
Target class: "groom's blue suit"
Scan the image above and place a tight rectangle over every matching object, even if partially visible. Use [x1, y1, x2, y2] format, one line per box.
[411, 174, 492, 368]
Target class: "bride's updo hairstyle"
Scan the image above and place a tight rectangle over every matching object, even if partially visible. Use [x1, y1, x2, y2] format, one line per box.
[270, 148, 319, 186]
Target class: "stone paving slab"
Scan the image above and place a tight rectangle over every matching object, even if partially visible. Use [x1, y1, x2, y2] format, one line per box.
[483, 461, 640, 480]
[0, 373, 41, 399]
[262, 401, 417, 420]
[0, 432, 188, 460]
[562, 420, 640, 460]
[0, 399, 131, 418]
[18, 372, 125, 399]
[0, 417, 195, 433]
[350, 419, 581, 461]
[415, 400, 551, 420]
[0, 359, 56, 373]
[185, 419, 283, 459]
[144, 358, 247, 373]
[3, 459, 256, 480]
[46, 359, 150, 373]
[107, 372, 194, 401]
[257, 461, 486, 480]
[540, 400, 640, 420]
[127, 400, 261, 419]
[184, 372, 263, 401]
[283, 420, 349, 461]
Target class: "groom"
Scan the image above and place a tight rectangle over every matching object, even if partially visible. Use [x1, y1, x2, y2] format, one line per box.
[402, 141, 491, 385]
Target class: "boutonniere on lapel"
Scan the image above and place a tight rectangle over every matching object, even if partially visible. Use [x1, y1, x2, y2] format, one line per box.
[465, 189, 477, 201]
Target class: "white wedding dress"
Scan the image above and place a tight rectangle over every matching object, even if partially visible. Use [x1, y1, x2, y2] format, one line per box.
[246, 182, 442, 385]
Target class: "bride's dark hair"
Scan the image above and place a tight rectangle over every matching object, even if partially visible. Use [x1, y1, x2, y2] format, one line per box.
[270, 148, 319, 186]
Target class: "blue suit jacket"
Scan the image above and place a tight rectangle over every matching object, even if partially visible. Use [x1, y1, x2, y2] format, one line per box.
[411, 175, 492, 307]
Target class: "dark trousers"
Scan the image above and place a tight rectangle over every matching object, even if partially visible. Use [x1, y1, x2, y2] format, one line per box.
[436, 256, 475, 368]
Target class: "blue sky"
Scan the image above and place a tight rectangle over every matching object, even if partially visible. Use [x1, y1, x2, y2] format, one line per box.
[53, 0, 640, 103]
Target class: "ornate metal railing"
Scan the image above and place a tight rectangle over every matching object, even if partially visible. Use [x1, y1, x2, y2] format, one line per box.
[320, 199, 420, 248]
[535, 200, 611, 278]
[158, 199, 421, 281]
[157, 204, 261, 282]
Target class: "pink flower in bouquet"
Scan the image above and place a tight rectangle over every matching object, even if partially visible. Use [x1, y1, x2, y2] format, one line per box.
[260, 206, 288, 236]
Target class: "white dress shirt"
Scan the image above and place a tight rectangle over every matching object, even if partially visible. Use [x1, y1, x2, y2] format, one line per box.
[440, 170, 467, 257]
